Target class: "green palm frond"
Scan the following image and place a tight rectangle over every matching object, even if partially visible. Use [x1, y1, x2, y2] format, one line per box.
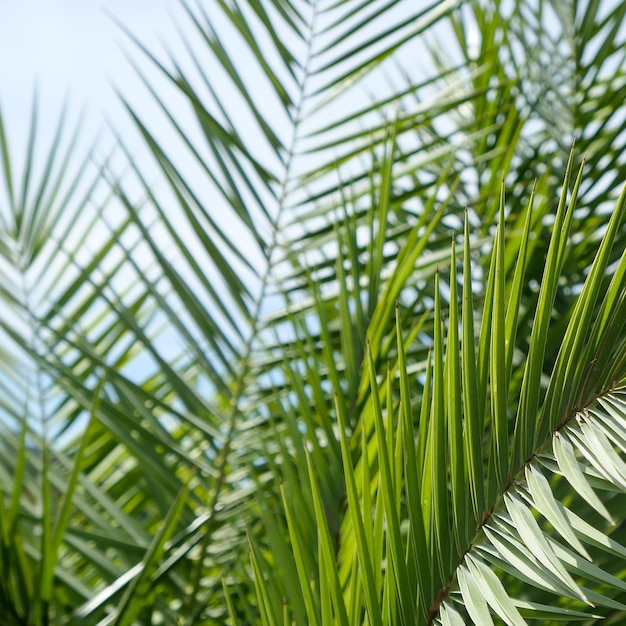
[2, 0, 626, 624]
[259, 166, 626, 625]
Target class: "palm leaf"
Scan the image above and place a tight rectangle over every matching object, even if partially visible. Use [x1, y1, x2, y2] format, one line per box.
[258, 168, 626, 625]
[3, 0, 626, 623]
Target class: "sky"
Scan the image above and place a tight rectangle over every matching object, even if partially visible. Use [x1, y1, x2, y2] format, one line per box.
[0, 0, 178, 159]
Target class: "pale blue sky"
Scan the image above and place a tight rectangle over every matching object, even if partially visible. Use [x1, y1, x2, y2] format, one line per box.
[0, 0, 178, 156]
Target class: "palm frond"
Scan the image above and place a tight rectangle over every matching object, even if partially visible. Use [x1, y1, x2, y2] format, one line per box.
[3, 0, 626, 623]
[255, 167, 626, 625]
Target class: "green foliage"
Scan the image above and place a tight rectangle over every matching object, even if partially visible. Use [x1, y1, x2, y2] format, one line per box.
[2, 0, 626, 624]
[262, 174, 626, 624]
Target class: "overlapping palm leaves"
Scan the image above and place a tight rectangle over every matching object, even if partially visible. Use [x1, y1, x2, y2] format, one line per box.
[250, 153, 626, 624]
[2, 0, 626, 624]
